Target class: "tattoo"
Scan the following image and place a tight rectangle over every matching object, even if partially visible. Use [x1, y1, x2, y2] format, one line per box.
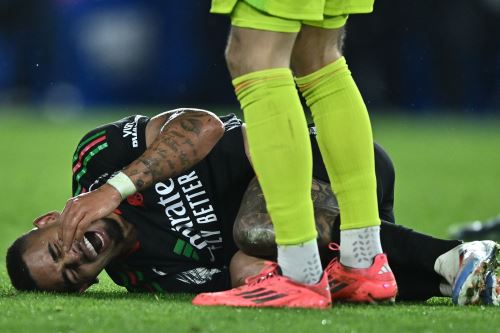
[180, 118, 202, 135]
[314, 207, 338, 247]
[126, 168, 140, 177]
[183, 138, 195, 148]
[122, 109, 222, 193]
[233, 178, 274, 256]
[179, 150, 189, 167]
[164, 136, 180, 152]
[166, 159, 175, 171]
[139, 157, 162, 179]
[237, 178, 267, 216]
[233, 177, 340, 255]
[170, 130, 186, 138]
[135, 179, 145, 190]
[311, 178, 338, 211]
[139, 158, 154, 172]
[155, 148, 168, 159]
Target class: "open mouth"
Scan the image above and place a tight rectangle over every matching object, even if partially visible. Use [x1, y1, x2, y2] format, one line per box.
[83, 231, 104, 258]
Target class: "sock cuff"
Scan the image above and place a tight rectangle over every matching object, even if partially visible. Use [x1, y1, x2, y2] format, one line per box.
[294, 56, 349, 90]
[341, 225, 381, 234]
[232, 68, 296, 109]
[277, 238, 318, 249]
[232, 68, 293, 90]
[276, 232, 318, 246]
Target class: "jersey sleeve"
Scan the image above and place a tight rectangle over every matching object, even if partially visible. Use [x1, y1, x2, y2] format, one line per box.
[71, 115, 150, 196]
[106, 265, 231, 294]
[150, 267, 231, 293]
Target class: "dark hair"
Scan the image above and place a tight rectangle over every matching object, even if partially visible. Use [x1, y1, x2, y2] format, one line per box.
[6, 232, 39, 291]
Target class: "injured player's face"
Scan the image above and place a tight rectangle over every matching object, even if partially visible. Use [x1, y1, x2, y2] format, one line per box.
[22, 213, 133, 292]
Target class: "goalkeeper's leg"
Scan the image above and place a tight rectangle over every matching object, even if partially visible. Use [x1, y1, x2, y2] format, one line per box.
[292, 25, 396, 302]
[226, 26, 324, 286]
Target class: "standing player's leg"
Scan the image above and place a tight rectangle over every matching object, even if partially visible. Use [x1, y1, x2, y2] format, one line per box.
[193, 1, 330, 308]
[292, 24, 397, 301]
[226, 26, 324, 286]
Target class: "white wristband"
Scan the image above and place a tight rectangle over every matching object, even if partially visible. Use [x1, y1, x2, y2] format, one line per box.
[107, 171, 136, 199]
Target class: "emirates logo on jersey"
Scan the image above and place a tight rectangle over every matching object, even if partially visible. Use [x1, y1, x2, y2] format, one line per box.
[154, 171, 223, 262]
[127, 192, 144, 207]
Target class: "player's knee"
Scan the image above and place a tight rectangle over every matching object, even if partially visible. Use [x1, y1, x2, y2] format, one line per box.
[291, 44, 343, 76]
[224, 44, 246, 78]
[225, 27, 296, 78]
[233, 215, 276, 257]
[229, 251, 267, 288]
[225, 42, 289, 78]
[291, 26, 346, 77]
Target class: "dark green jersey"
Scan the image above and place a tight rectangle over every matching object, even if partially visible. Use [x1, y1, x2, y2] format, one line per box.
[72, 113, 253, 292]
[71, 113, 395, 293]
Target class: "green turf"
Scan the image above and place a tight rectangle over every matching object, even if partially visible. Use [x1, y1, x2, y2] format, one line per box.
[1, 110, 499, 332]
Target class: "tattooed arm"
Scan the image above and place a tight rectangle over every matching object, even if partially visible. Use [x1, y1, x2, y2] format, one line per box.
[233, 177, 340, 258]
[123, 109, 224, 191]
[59, 109, 224, 250]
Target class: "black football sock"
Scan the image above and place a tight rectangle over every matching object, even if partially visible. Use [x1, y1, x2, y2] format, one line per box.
[390, 264, 443, 301]
[378, 221, 462, 273]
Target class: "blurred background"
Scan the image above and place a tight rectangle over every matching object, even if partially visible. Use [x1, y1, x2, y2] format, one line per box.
[1, 0, 500, 301]
[0, 0, 499, 114]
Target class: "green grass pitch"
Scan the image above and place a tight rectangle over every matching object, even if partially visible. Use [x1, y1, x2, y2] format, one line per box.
[1, 110, 499, 333]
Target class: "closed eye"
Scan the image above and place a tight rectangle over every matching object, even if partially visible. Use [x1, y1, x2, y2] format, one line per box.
[62, 270, 79, 291]
[48, 243, 80, 291]
[67, 267, 80, 283]
[48, 243, 59, 263]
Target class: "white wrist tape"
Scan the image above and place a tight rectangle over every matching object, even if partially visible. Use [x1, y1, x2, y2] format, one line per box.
[107, 171, 136, 199]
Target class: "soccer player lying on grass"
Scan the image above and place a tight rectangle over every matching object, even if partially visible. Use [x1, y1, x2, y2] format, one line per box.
[6, 109, 499, 306]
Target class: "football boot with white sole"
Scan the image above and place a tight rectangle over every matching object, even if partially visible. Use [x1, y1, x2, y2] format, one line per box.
[434, 240, 499, 305]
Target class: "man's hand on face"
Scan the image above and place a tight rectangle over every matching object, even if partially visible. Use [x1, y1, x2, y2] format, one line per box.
[58, 184, 122, 252]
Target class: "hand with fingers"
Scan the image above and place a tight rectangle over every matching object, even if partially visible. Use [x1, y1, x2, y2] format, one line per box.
[58, 110, 224, 252]
[58, 184, 122, 251]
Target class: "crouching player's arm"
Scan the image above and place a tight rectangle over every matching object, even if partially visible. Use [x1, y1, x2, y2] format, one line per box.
[230, 177, 339, 287]
[60, 109, 225, 250]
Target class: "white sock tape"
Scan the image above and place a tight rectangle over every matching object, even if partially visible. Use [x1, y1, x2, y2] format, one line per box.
[107, 171, 136, 199]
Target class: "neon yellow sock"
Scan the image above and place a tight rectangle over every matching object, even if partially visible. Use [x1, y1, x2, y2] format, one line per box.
[295, 57, 380, 230]
[233, 68, 316, 244]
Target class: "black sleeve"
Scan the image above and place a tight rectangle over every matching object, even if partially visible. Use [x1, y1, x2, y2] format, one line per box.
[309, 126, 396, 223]
[106, 265, 231, 293]
[71, 115, 150, 196]
[151, 267, 231, 293]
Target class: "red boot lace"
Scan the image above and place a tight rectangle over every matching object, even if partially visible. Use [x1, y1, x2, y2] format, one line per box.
[244, 261, 279, 285]
[325, 243, 341, 272]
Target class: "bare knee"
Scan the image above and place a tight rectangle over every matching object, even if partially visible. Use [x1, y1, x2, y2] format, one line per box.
[225, 26, 297, 78]
[233, 214, 277, 257]
[229, 251, 267, 287]
[291, 25, 346, 77]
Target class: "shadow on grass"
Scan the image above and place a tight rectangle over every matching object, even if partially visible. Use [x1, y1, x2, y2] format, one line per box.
[82, 290, 194, 301]
[1, 282, 453, 306]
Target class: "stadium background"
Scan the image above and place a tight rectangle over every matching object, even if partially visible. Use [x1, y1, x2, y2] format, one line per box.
[0, 0, 499, 112]
[0, 1, 500, 332]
